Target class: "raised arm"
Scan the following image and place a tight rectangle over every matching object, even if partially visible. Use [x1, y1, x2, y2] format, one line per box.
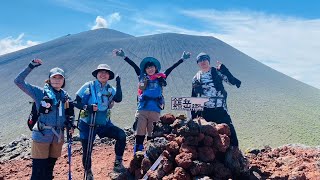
[113, 75, 122, 103]
[164, 51, 191, 77]
[124, 57, 140, 76]
[14, 59, 43, 101]
[113, 49, 141, 76]
[217, 62, 241, 88]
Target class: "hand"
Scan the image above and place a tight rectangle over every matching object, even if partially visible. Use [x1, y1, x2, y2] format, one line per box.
[92, 104, 98, 112]
[181, 51, 191, 60]
[88, 104, 98, 112]
[29, 58, 42, 69]
[113, 49, 125, 57]
[158, 77, 167, 87]
[236, 80, 241, 88]
[216, 61, 222, 70]
[115, 75, 121, 83]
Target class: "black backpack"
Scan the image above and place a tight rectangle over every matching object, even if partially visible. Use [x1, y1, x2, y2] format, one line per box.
[27, 101, 39, 131]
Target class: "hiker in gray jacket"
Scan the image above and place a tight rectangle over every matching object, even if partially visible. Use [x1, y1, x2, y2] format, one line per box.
[14, 59, 74, 180]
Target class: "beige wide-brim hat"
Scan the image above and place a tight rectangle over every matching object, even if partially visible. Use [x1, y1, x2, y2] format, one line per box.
[92, 64, 115, 80]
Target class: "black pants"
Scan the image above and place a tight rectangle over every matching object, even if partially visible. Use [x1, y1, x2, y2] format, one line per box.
[79, 121, 126, 170]
[30, 158, 56, 180]
[201, 107, 239, 147]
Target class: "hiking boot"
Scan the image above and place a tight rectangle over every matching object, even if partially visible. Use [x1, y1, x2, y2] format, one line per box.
[113, 160, 125, 172]
[85, 169, 94, 180]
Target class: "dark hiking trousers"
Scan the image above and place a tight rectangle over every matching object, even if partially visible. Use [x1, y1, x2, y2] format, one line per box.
[31, 158, 56, 180]
[201, 107, 239, 147]
[79, 120, 126, 170]
[47, 157, 57, 179]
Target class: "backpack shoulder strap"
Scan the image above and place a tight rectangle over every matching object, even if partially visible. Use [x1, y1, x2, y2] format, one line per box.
[32, 101, 39, 115]
[196, 71, 201, 81]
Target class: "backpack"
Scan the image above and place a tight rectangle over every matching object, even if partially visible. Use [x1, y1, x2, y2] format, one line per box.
[27, 101, 39, 131]
[27, 89, 70, 131]
[77, 81, 114, 125]
[194, 67, 226, 96]
[137, 75, 165, 110]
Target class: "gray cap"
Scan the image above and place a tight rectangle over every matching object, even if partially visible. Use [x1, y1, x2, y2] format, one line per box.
[92, 64, 115, 80]
[196, 52, 210, 63]
[49, 67, 65, 78]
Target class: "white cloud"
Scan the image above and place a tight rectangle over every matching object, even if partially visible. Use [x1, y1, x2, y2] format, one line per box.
[0, 33, 39, 56]
[91, 13, 121, 30]
[108, 12, 121, 24]
[91, 16, 108, 29]
[179, 10, 320, 89]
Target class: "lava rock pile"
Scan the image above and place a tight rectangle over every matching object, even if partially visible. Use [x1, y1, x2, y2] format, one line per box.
[129, 113, 249, 180]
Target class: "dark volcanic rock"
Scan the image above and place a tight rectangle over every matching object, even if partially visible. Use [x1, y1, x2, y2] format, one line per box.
[146, 137, 168, 161]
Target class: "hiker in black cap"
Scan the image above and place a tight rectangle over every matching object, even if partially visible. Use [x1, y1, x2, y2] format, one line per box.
[74, 64, 125, 179]
[113, 49, 191, 154]
[192, 52, 241, 148]
[14, 59, 75, 180]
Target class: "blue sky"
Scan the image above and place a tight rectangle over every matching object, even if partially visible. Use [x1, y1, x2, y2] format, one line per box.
[1, 0, 320, 89]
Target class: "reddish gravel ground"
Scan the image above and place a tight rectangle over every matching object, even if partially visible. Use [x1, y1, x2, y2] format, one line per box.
[0, 142, 134, 180]
[0, 143, 319, 180]
[247, 145, 320, 179]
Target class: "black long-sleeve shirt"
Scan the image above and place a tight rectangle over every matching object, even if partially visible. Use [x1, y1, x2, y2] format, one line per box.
[123, 56, 184, 78]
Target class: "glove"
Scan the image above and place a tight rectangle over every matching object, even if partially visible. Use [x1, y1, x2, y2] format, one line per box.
[181, 51, 191, 60]
[116, 75, 121, 83]
[29, 59, 42, 69]
[235, 79, 241, 88]
[158, 77, 167, 87]
[64, 116, 76, 129]
[116, 75, 121, 88]
[114, 49, 125, 57]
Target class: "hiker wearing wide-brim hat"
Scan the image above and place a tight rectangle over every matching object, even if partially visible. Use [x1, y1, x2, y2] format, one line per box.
[74, 63, 126, 177]
[113, 48, 191, 154]
[91, 64, 115, 80]
[139, 57, 161, 73]
[192, 51, 241, 149]
[14, 59, 75, 180]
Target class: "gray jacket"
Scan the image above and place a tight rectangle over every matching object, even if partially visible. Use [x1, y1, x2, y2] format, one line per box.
[14, 66, 70, 143]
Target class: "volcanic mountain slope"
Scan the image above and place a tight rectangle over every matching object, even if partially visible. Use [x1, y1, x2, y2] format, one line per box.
[0, 28, 319, 149]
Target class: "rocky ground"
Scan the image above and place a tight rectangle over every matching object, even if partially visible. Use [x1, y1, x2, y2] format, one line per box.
[0, 115, 319, 180]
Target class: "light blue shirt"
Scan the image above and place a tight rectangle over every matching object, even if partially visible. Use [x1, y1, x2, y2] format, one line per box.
[76, 80, 116, 125]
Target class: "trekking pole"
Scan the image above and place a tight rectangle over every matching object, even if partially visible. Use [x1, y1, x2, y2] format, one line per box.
[64, 100, 74, 180]
[84, 110, 96, 180]
[66, 116, 73, 180]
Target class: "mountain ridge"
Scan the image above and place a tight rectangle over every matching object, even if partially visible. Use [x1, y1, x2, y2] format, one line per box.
[0, 28, 319, 149]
